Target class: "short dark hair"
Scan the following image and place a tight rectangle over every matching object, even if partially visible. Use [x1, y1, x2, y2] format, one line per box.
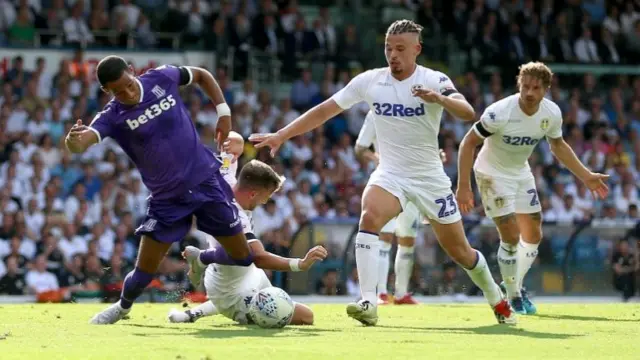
[237, 160, 284, 192]
[96, 56, 129, 87]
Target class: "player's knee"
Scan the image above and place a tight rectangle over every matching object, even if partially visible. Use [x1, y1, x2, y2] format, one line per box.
[379, 232, 394, 243]
[397, 236, 415, 247]
[359, 208, 387, 232]
[527, 227, 543, 244]
[292, 304, 314, 325]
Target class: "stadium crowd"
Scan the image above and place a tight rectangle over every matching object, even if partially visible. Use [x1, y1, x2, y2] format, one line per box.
[0, 0, 639, 300]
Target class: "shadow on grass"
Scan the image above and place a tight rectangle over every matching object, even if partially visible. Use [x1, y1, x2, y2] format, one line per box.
[123, 323, 340, 339]
[533, 314, 639, 322]
[377, 324, 582, 340]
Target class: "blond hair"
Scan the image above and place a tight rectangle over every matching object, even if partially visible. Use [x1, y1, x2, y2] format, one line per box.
[386, 19, 423, 42]
[237, 160, 285, 192]
[517, 62, 553, 88]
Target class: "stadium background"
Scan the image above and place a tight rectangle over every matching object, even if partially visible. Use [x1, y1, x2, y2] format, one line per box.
[0, 0, 638, 305]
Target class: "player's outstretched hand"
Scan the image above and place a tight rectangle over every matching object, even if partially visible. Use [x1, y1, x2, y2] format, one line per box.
[412, 88, 442, 104]
[455, 187, 475, 214]
[215, 115, 232, 151]
[249, 132, 285, 158]
[439, 148, 447, 163]
[67, 119, 88, 141]
[300, 245, 328, 271]
[583, 172, 610, 200]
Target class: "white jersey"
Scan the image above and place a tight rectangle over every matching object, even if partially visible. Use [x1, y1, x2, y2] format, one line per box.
[206, 159, 259, 296]
[473, 94, 563, 179]
[332, 66, 458, 180]
[355, 111, 377, 149]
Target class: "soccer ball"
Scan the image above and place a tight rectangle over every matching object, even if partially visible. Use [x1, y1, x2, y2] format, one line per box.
[248, 287, 294, 329]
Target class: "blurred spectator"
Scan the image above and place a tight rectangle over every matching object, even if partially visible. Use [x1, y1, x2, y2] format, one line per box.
[290, 69, 319, 111]
[611, 239, 636, 301]
[25, 255, 59, 294]
[574, 28, 601, 63]
[63, 3, 94, 46]
[0, 256, 26, 295]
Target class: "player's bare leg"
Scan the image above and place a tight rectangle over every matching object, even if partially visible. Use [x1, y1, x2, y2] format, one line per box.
[430, 220, 516, 324]
[514, 212, 542, 314]
[183, 232, 252, 287]
[290, 303, 314, 325]
[90, 236, 171, 324]
[493, 213, 526, 314]
[393, 236, 418, 304]
[168, 301, 219, 323]
[347, 185, 401, 326]
[377, 232, 394, 305]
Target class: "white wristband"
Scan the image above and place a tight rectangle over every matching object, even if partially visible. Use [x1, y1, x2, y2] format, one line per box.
[289, 258, 302, 272]
[216, 103, 231, 117]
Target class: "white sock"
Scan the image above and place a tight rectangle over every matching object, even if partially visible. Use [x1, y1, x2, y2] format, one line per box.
[394, 245, 414, 297]
[517, 238, 539, 290]
[463, 250, 503, 306]
[377, 241, 392, 295]
[191, 301, 218, 318]
[497, 241, 519, 299]
[355, 231, 380, 304]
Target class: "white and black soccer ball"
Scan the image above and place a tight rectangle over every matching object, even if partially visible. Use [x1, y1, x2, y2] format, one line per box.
[248, 287, 294, 329]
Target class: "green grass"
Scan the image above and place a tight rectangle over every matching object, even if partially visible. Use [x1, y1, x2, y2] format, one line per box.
[1, 303, 639, 359]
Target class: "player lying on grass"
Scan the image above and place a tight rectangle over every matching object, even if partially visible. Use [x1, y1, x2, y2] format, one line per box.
[173, 135, 325, 325]
[355, 110, 447, 305]
[456, 62, 609, 315]
[64, 56, 255, 325]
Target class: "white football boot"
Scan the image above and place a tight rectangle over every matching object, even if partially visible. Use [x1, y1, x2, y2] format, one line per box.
[182, 246, 206, 288]
[346, 300, 378, 326]
[89, 302, 131, 325]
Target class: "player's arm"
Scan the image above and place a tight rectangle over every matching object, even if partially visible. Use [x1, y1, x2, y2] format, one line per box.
[437, 93, 475, 122]
[65, 124, 99, 153]
[457, 127, 485, 190]
[250, 240, 327, 272]
[547, 119, 609, 199]
[223, 131, 245, 161]
[65, 105, 114, 154]
[354, 111, 378, 164]
[415, 73, 475, 121]
[250, 71, 370, 154]
[182, 66, 232, 145]
[547, 137, 591, 180]
[354, 144, 379, 164]
[276, 99, 344, 142]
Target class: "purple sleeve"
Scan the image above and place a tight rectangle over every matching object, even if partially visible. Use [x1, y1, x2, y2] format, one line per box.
[88, 105, 115, 142]
[154, 65, 193, 86]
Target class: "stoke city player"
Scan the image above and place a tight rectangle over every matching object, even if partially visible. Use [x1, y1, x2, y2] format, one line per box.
[456, 62, 609, 314]
[250, 20, 515, 326]
[65, 56, 254, 324]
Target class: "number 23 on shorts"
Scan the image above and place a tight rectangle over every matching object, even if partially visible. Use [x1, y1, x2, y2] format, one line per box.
[435, 194, 458, 218]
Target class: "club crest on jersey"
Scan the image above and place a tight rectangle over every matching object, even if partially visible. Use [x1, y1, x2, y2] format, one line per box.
[411, 84, 423, 93]
[540, 118, 550, 130]
[494, 197, 505, 209]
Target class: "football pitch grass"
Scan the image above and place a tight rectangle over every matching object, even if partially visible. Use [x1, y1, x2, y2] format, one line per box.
[1, 303, 639, 360]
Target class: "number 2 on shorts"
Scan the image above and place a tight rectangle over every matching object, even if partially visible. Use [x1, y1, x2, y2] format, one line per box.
[435, 194, 458, 218]
[526, 189, 539, 206]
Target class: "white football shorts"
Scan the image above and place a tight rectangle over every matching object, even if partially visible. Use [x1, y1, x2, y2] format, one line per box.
[475, 170, 542, 218]
[367, 168, 461, 225]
